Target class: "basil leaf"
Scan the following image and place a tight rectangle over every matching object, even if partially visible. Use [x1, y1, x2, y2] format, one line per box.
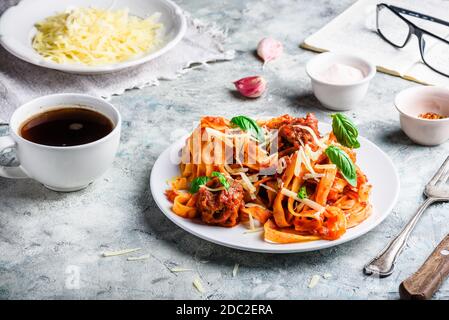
[331, 113, 360, 149]
[189, 176, 210, 193]
[230, 115, 265, 143]
[212, 171, 230, 190]
[298, 186, 308, 199]
[325, 145, 357, 187]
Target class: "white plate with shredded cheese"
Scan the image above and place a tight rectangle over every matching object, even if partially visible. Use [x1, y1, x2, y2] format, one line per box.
[150, 123, 400, 253]
[0, 0, 186, 74]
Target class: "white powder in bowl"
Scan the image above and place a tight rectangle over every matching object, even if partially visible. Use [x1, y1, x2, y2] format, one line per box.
[318, 63, 365, 85]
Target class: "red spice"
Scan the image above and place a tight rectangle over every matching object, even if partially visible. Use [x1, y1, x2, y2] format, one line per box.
[419, 112, 446, 120]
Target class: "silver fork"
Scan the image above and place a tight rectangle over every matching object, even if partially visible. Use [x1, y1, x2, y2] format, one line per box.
[364, 156, 449, 278]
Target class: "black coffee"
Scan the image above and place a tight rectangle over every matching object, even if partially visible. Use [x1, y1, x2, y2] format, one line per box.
[20, 107, 114, 147]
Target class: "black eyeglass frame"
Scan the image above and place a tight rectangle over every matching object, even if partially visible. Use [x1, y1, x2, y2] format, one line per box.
[376, 3, 449, 77]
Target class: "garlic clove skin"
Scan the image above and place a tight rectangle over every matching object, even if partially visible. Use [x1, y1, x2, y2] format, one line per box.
[233, 76, 267, 98]
[257, 37, 283, 64]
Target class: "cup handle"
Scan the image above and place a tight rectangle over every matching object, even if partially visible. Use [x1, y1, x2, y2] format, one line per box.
[0, 136, 29, 179]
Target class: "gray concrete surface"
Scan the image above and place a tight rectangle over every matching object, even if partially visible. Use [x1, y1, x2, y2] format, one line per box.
[1, 0, 449, 299]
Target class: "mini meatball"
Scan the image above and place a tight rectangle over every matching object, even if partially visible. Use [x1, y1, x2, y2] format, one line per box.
[279, 113, 320, 149]
[197, 178, 244, 227]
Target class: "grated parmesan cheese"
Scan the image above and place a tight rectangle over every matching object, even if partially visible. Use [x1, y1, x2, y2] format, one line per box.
[243, 227, 264, 234]
[32, 7, 162, 65]
[239, 172, 256, 194]
[259, 183, 277, 193]
[299, 148, 316, 175]
[232, 264, 239, 277]
[193, 277, 205, 294]
[303, 173, 325, 180]
[203, 186, 226, 192]
[247, 210, 256, 230]
[127, 255, 150, 261]
[248, 174, 259, 183]
[281, 188, 325, 212]
[102, 248, 141, 257]
[293, 125, 327, 149]
[308, 275, 321, 288]
[170, 267, 193, 273]
[245, 203, 267, 209]
[224, 163, 248, 174]
[305, 144, 322, 161]
[294, 150, 302, 177]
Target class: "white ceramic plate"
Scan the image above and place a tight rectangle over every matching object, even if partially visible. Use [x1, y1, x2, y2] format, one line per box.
[150, 123, 400, 253]
[0, 0, 186, 74]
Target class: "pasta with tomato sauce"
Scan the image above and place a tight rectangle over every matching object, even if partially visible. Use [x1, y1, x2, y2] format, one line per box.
[165, 113, 372, 243]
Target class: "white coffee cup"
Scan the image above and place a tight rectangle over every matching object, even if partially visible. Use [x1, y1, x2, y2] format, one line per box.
[0, 93, 121, 191]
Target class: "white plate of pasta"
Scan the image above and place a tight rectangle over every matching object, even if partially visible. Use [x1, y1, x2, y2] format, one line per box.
[150, 114, 399, 253]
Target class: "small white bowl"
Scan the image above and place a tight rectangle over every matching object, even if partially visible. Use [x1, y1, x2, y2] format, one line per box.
[395, 86, 449, 146]
[306, 52, 376, 111]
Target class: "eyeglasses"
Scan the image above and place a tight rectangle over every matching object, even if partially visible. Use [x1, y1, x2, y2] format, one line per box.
[376, 3, 449, 77]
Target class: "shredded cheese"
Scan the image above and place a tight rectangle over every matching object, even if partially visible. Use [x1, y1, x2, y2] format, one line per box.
[293, 125, 327, 149]
[232, 264, 239, 277]
[248, 174, 259, 183]
[294, 150, 302, 177]
[205, 128, 249, 140]
[308, 275, 321, 288]
[170, 267, 193, 273]
[224, 163, 248, 174]
[305, 144, 322, 161]
[203, 186, 226, 192]
[102, 248, 141, 257]
[259, 183, 277, 193]
[280, 188, 325, 212]
[243, 227, 264, 234]
[32, 7, 162, 65]
[303, 173, 325, 180]
[239, 172, 256, 194]
[245, 203, 267, 209]
[300, 148, 316, 174]
[247, 210, 256, 230]
[127, 255, 150, 261]
[193, 277, 205, 294]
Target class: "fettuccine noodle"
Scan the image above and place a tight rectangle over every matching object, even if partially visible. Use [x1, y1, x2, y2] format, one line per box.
[165, 114, 372, 243]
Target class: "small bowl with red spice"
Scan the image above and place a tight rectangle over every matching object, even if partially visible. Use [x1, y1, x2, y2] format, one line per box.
[395, 86, 449, 146]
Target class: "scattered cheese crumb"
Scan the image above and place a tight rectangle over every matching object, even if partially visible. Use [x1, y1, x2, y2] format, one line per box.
[232, 264, 239, 277]
[323, 273, 332, 279]
[308, 275, 320, 288]
[170, 267, 193, 273]
[248, 211, 256, 231]
[127, 255, 150, 261]
[193, 277, 205, 294]
[243, 227, 264, 234]
[102, 248, 141, 257]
